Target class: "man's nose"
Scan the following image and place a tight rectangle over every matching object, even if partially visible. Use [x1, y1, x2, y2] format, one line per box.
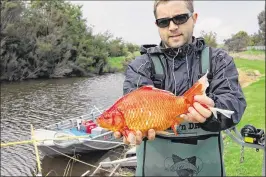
[169, 20, 178, 31]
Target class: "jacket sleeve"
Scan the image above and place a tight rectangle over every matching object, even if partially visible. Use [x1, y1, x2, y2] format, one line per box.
[199, 49, 247, 132]
[123, 55, 154, 95]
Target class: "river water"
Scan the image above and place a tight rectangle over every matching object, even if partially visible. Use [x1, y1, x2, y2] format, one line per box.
[1, 73, 128, 176]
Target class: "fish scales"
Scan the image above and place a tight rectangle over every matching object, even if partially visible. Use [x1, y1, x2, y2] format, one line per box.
[117, 87, 187, 132]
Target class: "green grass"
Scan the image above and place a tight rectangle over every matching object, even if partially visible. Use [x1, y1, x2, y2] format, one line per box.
[107, 51, 141, 71]
[234, 58, 265, 74]
[242, 49, 265, 56]
[133, 51, 141, 56]
[223, 59, 265, 176]
[108, 56, 126, 70]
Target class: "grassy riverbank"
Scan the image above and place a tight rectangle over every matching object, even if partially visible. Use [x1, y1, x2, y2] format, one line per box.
[108, 49, 265, 73]
[223, 58, 265, 176]
[107, 51, 141, 72]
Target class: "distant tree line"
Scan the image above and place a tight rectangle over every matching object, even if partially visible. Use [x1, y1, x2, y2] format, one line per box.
[1, 0, 140, 81]
[199, 10, 265, 52]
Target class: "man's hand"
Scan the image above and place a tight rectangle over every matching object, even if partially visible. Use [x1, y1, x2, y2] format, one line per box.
[181, 95, 215, 123]
[113, 129, 156, 145]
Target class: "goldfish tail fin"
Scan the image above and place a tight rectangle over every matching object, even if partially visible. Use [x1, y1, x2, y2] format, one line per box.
[183, 71, 209, 104]
[209, 107, 234, 119]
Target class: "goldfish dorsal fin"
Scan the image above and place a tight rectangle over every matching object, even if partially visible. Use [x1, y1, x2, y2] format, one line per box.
[138, 85, 154, 90]
[159, 89, 175, 95]
[139, 85, 175, 95]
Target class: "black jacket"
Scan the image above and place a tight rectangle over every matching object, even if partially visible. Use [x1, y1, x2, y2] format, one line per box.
[123, 37, 247, 132]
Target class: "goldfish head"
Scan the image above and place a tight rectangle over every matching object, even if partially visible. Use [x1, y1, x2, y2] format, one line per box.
[96, 108, 124, 132]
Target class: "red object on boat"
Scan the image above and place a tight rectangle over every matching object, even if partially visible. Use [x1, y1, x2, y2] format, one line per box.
[81, 121, 97, 133]
[87, 120, 94, 124]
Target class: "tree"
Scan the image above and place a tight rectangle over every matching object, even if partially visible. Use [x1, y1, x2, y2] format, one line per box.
[200, 30, 218, 48]
[248, 9, 265, 46]
[224, 31, 250, 52]
[249, 32, 264, 46]
[126, 43, 140, 53]
[257, 10, 265, 39]
[1, 0, 139, 81]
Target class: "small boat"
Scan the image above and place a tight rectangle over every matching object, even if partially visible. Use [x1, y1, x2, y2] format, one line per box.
[34, 106, 124, 157]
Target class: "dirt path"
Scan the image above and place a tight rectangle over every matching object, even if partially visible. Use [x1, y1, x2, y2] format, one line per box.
[230, 53, 265, 60]
[238, 68, 263, 88]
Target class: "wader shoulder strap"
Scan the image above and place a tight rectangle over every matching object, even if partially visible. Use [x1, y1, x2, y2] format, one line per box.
[150, 54, 164, 75]
[199, 46, 213, 81]
[149, 46, 213, 90]
[148, 53, 165, 89]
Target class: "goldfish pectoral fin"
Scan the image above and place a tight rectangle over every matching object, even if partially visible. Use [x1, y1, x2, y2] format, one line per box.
[119, 130, 127, 138]
[121, 128, 138, 145]
[121, 126, 136, 139]
[176, 115, 186, 123]
[171, 124, 178, 136]
[209, 107, 234, 119]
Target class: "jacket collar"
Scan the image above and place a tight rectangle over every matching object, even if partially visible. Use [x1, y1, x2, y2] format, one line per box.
[159, 36, 205, 58]
[140, 36, 206, 58]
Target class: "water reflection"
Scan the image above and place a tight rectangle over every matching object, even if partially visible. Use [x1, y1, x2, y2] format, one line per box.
[1, 73, 125, 176]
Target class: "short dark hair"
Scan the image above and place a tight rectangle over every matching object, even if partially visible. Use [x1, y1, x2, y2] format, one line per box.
[153, 0, 194, 19]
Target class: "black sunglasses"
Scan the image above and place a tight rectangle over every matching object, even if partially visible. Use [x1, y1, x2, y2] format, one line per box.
[156, 12, 193, 28]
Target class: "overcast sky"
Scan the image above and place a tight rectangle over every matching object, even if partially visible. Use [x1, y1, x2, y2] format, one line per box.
[69, 1, 265, 45]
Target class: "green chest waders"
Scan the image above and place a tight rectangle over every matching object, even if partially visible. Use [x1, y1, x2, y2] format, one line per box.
[136, 47, 226, 176]
[135, 123, 225, 176]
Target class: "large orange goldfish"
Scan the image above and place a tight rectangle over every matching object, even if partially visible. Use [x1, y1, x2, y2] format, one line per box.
[96, 73, 234, 137]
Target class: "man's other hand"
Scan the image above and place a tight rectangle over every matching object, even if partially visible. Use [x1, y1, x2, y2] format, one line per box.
[181, 95, 215, 123]
[113, 129, 156, 145]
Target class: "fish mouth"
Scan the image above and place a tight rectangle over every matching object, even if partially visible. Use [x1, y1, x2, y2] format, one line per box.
[95, 117, 108, 128]
[95, 117, 101, 125]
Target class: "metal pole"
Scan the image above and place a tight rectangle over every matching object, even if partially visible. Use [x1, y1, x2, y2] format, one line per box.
[262, 134, 265, 176]
[262, 148, 265, 176]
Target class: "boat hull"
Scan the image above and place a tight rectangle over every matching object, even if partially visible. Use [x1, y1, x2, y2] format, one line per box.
[34, 109, 124, 157]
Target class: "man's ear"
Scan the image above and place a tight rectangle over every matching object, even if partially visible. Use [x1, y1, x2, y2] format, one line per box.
[192, 12, 198, 25]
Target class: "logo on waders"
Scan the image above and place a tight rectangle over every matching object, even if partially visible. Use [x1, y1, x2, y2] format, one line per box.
[164, 154, 203, 176]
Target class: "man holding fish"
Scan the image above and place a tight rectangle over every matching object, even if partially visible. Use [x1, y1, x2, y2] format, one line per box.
[97, 0, 247, 176]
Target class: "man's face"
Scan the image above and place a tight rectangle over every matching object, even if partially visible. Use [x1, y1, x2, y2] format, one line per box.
[155, 1, 198, 48]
